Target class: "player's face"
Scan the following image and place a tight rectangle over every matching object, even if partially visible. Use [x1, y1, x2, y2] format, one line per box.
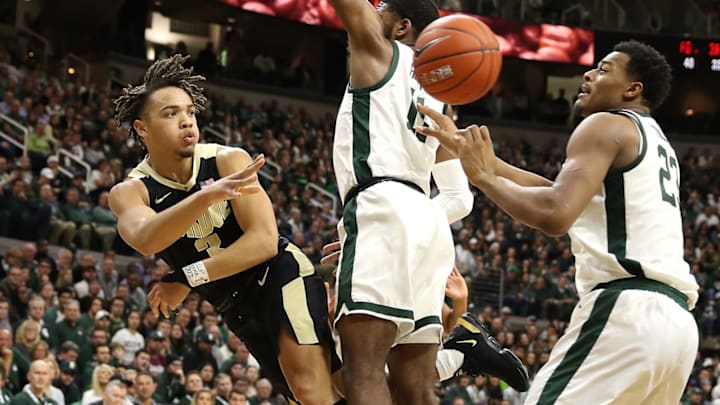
[137, 86, 199, 158]
[575, 51, 638, 117]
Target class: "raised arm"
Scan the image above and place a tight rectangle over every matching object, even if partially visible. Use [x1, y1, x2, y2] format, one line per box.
[330, 0, 394, 89]
[108, 155, 264, 256]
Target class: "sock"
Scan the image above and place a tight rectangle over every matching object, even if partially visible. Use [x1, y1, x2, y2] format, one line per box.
[436, 348, 465, 382]
[333, 399, 348, 405]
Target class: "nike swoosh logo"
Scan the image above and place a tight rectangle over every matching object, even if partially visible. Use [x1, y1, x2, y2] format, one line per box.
[155, 192, 171, 204]
[414, 35, 452, 58]
[258, 266, 270, 287]
[456, 339, 477, 347]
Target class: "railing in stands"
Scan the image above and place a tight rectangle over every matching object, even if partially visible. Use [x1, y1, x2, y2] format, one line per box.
[57, 148, 91, 194]
[202, 126, 228, 145]
[0, 130, 25, 157]
[66, 53, 91, 88]
[306, 182, 339, 215]
[0, 113, 29, 156]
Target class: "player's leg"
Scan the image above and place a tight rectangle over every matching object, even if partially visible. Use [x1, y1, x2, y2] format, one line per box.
[272, 243, 343, 405]
[277, 328, 340, 405]
[387, 344, 439, 405]
[333, 186, 418, 405]
[337, 314, 397, 405]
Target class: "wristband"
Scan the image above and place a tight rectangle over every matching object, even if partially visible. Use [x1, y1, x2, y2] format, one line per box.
[182, 261, 211, 287]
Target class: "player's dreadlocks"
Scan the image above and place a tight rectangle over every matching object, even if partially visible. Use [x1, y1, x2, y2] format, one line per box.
[113, 54, 208, 147]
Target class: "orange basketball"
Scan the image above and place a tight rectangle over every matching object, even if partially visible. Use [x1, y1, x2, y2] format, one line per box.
[413, 15, 502, 105]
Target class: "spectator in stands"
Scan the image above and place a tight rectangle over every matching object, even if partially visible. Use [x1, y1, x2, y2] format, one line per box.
[26, 123, 54, 173]
[90, 191, 117, 252]
[228, 389, 247, 405]
[124, 273, 146, 313]
[12, 360, 56, 404]
[0, 298, 12, 331]
[111, 310, 144, 366]
[51, 299, 84, 352]
[182, 332, 217, 375]
[53, 360, 81, 405]
[178, 371, 202, 405]
[12, 320, 40, 361]
[0, 365, 11, 402]
[81, 364, 114, 405]
[0, 328, 28, 393]
[0, 267, 30, 324]
[191, 388, 214, 405]
[61, 187, 92, 250]
[73, 260, 99, 301]
[248, 378, 276, 405]
[5, 178, 50, 242]
[155, 354, 184, 404]
[25, 297, 49, 343]
[196, 42, 218, 75]
[133, 372, 158, 405]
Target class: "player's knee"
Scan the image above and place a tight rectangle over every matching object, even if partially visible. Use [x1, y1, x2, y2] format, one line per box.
[289, 378, 331, 405]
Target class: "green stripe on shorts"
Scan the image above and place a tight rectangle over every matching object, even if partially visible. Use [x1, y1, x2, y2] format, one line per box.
[537, 288, 621, 404]
[337, 198, 414, 321]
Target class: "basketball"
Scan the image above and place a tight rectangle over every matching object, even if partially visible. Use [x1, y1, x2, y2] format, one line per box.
[413, 15, 502, 105]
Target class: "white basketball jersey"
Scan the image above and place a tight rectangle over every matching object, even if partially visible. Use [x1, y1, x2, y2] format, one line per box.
[333, 40, 447, 202]
[569, 109, 699, 309]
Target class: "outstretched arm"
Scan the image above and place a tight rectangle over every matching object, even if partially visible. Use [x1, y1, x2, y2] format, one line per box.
[417, 105, 629, 236]
[330, 0, 394, 89]
[109, 155, 264, 256]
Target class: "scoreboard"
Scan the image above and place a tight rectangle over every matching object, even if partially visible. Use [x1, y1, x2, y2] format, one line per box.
[595, 31, 720, 75]
[676, 39, 720, 72]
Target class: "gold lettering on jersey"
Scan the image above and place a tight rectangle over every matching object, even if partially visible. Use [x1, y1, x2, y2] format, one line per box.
[185, 201, 231, 239]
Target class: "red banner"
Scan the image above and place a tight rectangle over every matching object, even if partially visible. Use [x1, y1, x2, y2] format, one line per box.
[219, 0, 594, 65]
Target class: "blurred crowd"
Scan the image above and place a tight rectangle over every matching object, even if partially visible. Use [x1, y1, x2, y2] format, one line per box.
[1, 36, 720, 405]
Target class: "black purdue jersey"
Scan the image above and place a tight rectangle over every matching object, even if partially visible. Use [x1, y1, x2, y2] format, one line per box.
[128, 143, 274, 309]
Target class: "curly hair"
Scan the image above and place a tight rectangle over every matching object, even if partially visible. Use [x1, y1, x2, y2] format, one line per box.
[113, 54, 208, 147]
[613, 40, 672, 110]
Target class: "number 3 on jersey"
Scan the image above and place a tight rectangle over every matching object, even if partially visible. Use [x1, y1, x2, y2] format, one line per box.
[658, 145, 679, 207]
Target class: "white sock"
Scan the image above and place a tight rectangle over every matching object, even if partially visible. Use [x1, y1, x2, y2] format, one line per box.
[436, 349, 465, 382]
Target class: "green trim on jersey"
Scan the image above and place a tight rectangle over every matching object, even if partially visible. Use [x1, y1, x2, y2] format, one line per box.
[607, 110, 648, 174]
[603, 109, 648, 277]
[413, 315, 441, 332]
[351, 93, 372, 182]
[336, 199, 414, 320]
[348, 41, 400, 94]
[537, 288, 622, 404]
[604, 174, 645, 277]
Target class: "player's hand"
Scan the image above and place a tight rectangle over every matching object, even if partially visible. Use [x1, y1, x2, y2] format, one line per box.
[324, 281, 336, 326]
[445, 267, 468, 301]
[416, 105, 497, 183]
[202, 154, 266, 203]
[320, 241, 341, 265]
[148, 281, 190, 318]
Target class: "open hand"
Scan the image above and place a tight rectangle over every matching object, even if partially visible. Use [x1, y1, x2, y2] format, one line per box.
[320, 241, 341, 265]
[445, 267, 468, 301]
[416, 104, 497, 184]
[203, 154, 266, 203]
[148, 281, 191, 318]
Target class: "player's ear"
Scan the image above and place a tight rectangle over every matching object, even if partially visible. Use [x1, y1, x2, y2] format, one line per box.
[133, 119, 149, 140]
[624, 81, 643, 100]
[395, 17, 412, 39]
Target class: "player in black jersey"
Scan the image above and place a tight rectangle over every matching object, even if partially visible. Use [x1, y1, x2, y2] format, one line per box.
[109, 54, 343, 405]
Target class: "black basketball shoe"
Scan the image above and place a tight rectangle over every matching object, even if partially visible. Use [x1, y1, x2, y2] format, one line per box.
[443, 312, 530, 392]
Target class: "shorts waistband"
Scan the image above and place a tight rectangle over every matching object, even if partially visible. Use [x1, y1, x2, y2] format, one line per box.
[593, 277, 688, 310]
[343, 176, 423, 207]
